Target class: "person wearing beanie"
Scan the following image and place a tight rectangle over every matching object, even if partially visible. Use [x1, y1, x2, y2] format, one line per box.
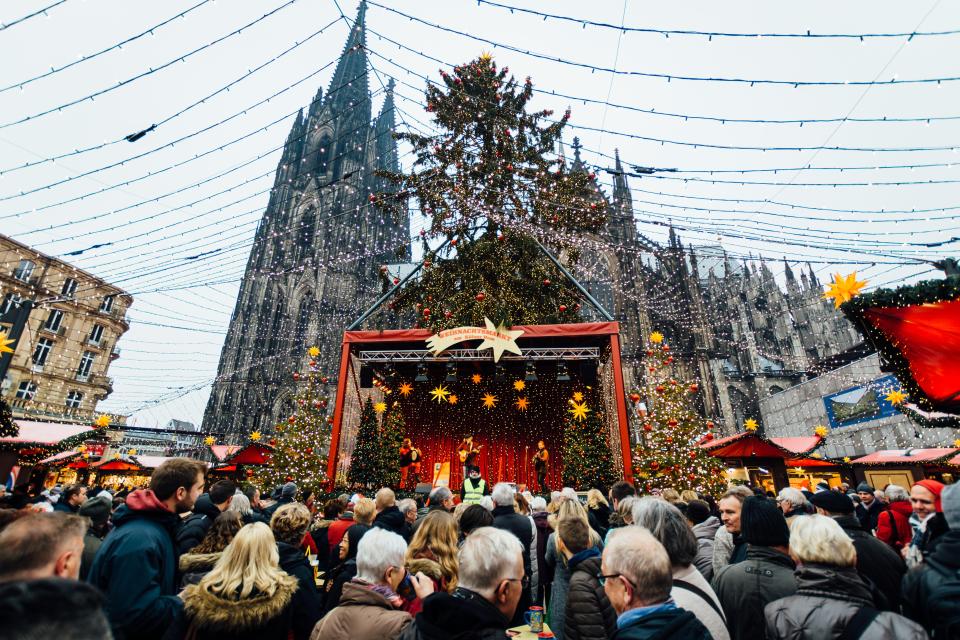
[810, 491, 906, 612]
[904, 479, 948, 567]
[685, 500, 720, 582]
[712, 497, 796, 640]
[78, 493, 113, 580]
[855, 482, 885, 532]
[902, 483, 960, 635]
[814, 480, 830, 493]
[263, 481, 298, 520]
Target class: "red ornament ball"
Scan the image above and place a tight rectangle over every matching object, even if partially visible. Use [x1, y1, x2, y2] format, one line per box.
[667, 419, 678, 427]
[689, 383, 699, 393]
[368, 194, 376, 203]
[655, 385, 665, 393]
[269, 439, 276, 446]
[292, 372, 300, 381]
[705, 433, 715, 441]
[688, 473, 697, 481]
[246, 469, 254, 478]
[642, 423, 653, 432]
[423, 308, 431, 317]
[305, 447, 313, 455]
[559, 304, 567, 312]
[628, 392, 641, 403]
[450, 238, 458, 246]
[649, 461, 660, 470]
[706, 421, 715, 430]
[309, 360, 316, 367]
[392, 278, 400, 285]
[646, 349, 654, 356]
[287, 416, 296, 424]
[663, 345, 671, 352]
[648, 366, 656, 373]
[670, 379, 678, 386]
[543, 279, 551, 286]
[322, 376, 329, 384]
[475, 292, 486, 301]
[444, 310, 452, 318]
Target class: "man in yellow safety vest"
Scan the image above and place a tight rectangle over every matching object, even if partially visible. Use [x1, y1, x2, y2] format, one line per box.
[461, 466, 489, 505]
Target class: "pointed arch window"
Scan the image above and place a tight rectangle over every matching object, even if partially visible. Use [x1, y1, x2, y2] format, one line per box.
[317, 134, 333, 175]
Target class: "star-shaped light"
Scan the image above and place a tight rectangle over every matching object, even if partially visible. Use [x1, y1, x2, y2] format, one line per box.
[572, 391, 584, 403]
[95, 414, 111, 428]
[0, 331, 15, 355]
[843, 456, 852, 463]
[471, 373, 482, 385]
[954, 438, 960, 448]
[308, 346, 320, 358]
[374, 401, 387, 414]
[250, 431, 262, 442]
[513, 380, 526, 392]
[204, 436, 215, 446]
[568, 401, 591, 422]
[448, 394, 458, 405]
[515, 397, 529, 411]
[479, 51, 494, 63]
[885, 389, 908, 405]
[823, 272, 868, 308]
[430, 385, 451, 404]
[744, 418, 758, 432]
[649, 331, 664, 344]
[814, 425, 830, 437]
[476, 318, 523, 362]
[398, 382, 413, 397]
[481, 393, 498, 409]
[76, 444, 87, 453]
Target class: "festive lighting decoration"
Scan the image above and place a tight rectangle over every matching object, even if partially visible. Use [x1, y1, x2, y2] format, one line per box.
[481, 393, 499, 409]
[515, 396, 529, 411]
[398, 382, 414, 397]
[823, 272, 868, 308]
[561, 398, 616, 490]
[649, 331, 664, 344]
[308, 346, 321, 358]
[567, 400, 591, 422]
[744, 418, 759, 432]
[203, 435, 216, 446]
[95, 415, 111, 428]
[374, 401, 388, 414]
[814, 425, 830, 437]
[448, 394, 459, 405]
[885, 390, 908, 405]
[513, 380, 526, 392]
[430, 384, 451, 404]
[250, 431, 262, 441]
[572, 391, 584, 403]
[471, 373, 483, 385]
[0, 332, 15, 355]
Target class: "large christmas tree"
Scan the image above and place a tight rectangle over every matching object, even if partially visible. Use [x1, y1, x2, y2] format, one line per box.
[255, 348, 332, 490]
[631, 333, 728, 496]
[378, 402, 406, 488]
[348, 398, 382, 488]
[374, 53, 607, 330]
[561, 391, 618, 491]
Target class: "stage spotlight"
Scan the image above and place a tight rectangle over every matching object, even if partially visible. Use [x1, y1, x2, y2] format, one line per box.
[556, 361, 571, 382]
[415, 363, 429, 382]
[525, 361, 538, 382]
[495, 362, 505, 379]
[445, 362, 457, 383]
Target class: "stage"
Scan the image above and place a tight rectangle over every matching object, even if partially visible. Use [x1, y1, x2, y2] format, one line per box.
[326, 322, 633, 491]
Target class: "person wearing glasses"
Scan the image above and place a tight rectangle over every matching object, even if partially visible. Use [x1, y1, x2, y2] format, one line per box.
[398, 526, 525, 640]
[600, 527, 710, 640]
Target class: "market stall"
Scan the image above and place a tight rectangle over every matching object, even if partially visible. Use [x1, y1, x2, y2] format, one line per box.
[849, 447, 958, 488]
[701, 431, 827, 492]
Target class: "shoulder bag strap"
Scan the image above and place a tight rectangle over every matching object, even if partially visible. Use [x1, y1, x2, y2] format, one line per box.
[839, 607, 880, 640]
[673, 578, 726, 622]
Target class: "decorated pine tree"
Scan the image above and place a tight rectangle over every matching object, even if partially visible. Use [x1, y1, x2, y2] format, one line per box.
[378, 402, 406, 488]
[631, 332, 728, 496]
[255, 348, 331, 490]
[561, 391, 617, 490]
[374, 54, 607, 329]
[0, 399, 16, 438]
[348, 398, 383, 488]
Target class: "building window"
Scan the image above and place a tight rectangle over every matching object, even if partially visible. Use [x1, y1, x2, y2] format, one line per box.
[13, 260, 34, 282]
[61, 277, 78, 298]
[99, 295, 114, 313]
[15, 381, 37, 400]
[32, 338, 53, 367]
[65, 390, 83, 409]
[77, 351, 95, 381]
[44, 309, 63, 333]
[89, 324, 104, 346]
[1, 293, 22, 316]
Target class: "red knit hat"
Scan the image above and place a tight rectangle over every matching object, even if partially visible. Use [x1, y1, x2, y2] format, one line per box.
[914, 479, 945, 512]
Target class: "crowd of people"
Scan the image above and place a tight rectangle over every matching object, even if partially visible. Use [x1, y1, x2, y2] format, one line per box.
[0, 462, 957, 640]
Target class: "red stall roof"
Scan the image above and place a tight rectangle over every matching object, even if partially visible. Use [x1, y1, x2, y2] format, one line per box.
[701, 432, 823, 459]
[38, 450, 81, 465]
[209, 445, 242, 462]
[0, 420, 94, 446]
[851, 448, 958, 464]
[92, 458, 143, 471]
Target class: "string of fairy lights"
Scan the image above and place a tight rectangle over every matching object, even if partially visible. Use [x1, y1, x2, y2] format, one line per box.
[0, 0, 956, 439]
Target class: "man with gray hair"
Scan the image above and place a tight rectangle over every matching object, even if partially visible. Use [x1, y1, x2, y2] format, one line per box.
[400, 527, 524, 640]
[413, 486, 454, 533]
[775, 487, 809, 526]
[601, 527, 710, 639]
[0, 512, 87, 581]
[490, 482, 534, 625]
[397, 498, 417, 541]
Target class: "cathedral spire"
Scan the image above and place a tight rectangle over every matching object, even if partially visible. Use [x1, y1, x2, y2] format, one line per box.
[571, 136, 584, 171]
[374, 78, 398, 174]
[326, 1, 369, 113]
[612, 149, 631, 208]
[783, 257, 795, 281]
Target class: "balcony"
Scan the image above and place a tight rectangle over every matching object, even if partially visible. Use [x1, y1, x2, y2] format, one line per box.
[110, 346, 121, 360]
[41, 325, 67, 338]
[89, 373, 114, 395]
[30, 363, 45, 373]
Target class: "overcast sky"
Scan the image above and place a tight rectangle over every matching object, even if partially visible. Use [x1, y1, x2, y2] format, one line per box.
[0, 0, 956, 428]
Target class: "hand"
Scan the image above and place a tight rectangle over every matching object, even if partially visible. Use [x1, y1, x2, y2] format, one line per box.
[409, 571, 435, 600]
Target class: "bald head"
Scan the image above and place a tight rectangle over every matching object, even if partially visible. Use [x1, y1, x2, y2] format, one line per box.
[375, 487, 396, 511]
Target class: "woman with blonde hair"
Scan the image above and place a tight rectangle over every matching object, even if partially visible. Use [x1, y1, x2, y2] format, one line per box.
[585, 488, 611, 539]
[182, 522, 299, 639]
[546, 498, 602, 640]
[406, 509, 459, 594]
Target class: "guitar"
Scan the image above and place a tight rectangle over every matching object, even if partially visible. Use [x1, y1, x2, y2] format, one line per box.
[458, 444, 483, 463]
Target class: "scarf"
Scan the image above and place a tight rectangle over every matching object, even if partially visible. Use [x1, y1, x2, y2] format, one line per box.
[353, 578, 404, 608]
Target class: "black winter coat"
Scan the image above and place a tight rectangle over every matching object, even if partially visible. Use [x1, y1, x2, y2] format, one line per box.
[587, 504, 611, 539]
[277, 540, 322, 640]
[902, 529, 960, 636]
[855, 499, 885, 532]
[564, 553, 616, 640]
[833, 514, 906, 611]
[175, 493, 221, 554]
[611, 608, 711, 640]
[263, 496, 294, 521]
[398, 588, 511, 640]
[491, 505, 533, 625]
[374, 505, 410, 540]
[712, 545, 797, 640]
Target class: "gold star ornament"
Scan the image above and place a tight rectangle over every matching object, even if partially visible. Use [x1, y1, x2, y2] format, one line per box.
[649, 331, 664, 344]
[430, 385, 451, 404]
[250, 431, 262, 442]
[398, 382, 413, 397]
[823, 272, 868, 308]
[374, 401, 387, 414]
[572, 391, 584, 403]
[471, 373, 482, 385]
[814, 425, 830, 437]
[0, 331, 15, 355]
[568, 401, 591, 422]
[95, 414, 111, 428]
[513, 380, 526, 392]
[744, 418, 759, 432]
[448, 394, 458, 405]
[481, 393, 498, 409]
[515, 397, 529, 411]
[308, 346, 320, 358]
[204, 436, 215, 446]
[885, 389, 908, 405]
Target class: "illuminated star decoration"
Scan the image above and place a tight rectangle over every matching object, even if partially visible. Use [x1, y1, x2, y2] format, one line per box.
[478, 50, 494, 63]
[471, 373, 482, 385]
[476, 318, 524, 362]
[814, 424, 830, 438]
[398, 382, 413, 397]
[515, 397, 529, 411]
[744, 418, 759, 432]
[568, 400, 591, 422]
[572, 391, 584, 403]
[649, 331, 664, 344]
[374, 401, 387, 414]
[0, 331, 15, 354]
[481, 393, 498, 409]
[308, 346, 320, 358]
[95, 414, 111, 428]
[954, 438, 960, 448]
[843, 456, 852, 463]
[204, 436, 215, 446]
[513, 380, 526, 392]
[128, 449, 137, 456]
[823, 272, 868, 308]
[448, 394, 458, 405]
[250, 431, 262, 442]
[430, 385, 451, 404]
[885, 389, 908, 405]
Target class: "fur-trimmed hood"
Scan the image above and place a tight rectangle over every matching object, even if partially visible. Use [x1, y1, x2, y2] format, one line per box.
[182, 574, 298, 632]
[179, 552, 222, 573]
[406, 557, 443, 582]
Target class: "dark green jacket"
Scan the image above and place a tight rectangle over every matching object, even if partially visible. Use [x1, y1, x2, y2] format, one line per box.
[712, 545, 797, 640]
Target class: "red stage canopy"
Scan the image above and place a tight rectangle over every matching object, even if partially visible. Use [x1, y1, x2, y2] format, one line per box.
[851, 448, 957, 464]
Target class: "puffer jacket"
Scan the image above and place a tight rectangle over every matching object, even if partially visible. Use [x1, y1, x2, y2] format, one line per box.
[876, 500, 913, 551]
[564, 550, 616, 640]
[902, 529, 960, 635]
[182, 572, 298, 640]
[178, 551, 222, 588]
[311, 579, 412, 640]
[712, 545, 797, 640]
[833, 514, 906, 611]
[691, 516, 720, 582]
[764, 564, 927, 640]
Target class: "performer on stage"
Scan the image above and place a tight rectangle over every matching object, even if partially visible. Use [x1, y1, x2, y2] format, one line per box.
[533, 440, 550, 493]
[399, 438, 422, 488]
[461, 465, 489, 505]
[457, 435, 482, 481]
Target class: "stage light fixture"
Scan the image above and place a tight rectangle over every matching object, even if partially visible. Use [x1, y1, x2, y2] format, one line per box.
[445, 362, 457, 383]
[415, 362, 429, 382]
[495, 362, 505, 379]
[556, 362, 571, 381]
[524, 361, 538, 382]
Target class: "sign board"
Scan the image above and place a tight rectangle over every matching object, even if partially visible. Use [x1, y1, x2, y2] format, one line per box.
[426, 317, 523, 362]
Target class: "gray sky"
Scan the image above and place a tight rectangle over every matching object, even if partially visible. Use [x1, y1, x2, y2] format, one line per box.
[0, 0, 956, 428]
